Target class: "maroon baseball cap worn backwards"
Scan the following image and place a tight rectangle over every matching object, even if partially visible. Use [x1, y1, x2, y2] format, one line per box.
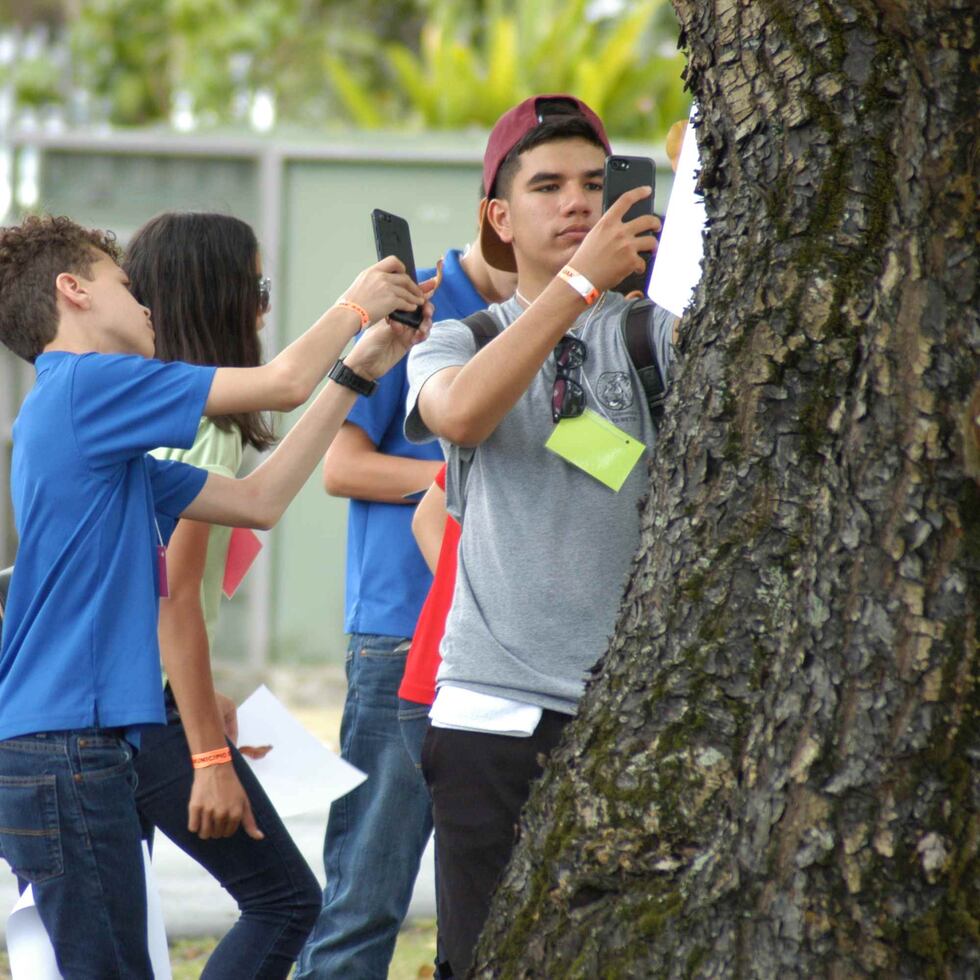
[479, 94, 611, 272]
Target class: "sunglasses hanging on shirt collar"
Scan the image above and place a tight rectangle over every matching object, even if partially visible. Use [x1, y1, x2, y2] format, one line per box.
[552, 335, 588, 423]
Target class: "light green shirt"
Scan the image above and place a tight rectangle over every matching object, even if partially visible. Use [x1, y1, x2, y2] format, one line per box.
[152, 418, 243, 647]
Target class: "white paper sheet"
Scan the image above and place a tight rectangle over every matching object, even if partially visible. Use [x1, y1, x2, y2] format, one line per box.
[235, 684, 366, 818]
[648, 104, 707, 318]
[6, 841, 171, 979]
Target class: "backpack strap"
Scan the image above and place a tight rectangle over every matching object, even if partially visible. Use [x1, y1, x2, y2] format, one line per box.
[462, 310, 501, 350]
[621, 298, 668, 423]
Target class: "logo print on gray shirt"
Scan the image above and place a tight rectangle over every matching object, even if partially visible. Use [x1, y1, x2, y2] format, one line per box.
[596, 372, 634, 411]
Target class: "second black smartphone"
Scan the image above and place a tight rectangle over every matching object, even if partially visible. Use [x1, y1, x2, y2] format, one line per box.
[371, 208, 423, 328]
[601, 155, 656, 297]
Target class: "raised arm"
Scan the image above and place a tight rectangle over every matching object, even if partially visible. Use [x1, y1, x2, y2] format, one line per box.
[204, 257, 427, 416]
[417, 187, 659, 447]
[182, 315, 430, 528]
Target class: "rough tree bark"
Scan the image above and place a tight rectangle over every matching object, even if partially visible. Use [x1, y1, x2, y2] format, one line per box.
[473, 1, 978, 977]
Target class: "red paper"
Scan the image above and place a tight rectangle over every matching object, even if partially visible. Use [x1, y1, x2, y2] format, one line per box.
[223, 527, 263, 598]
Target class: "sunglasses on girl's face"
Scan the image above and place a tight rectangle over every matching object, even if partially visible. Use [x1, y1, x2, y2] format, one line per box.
[257, 276, 272, 314]
[552, 334, 587, 423]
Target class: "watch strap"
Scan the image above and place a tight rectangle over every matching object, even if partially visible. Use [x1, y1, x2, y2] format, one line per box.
[328, 358, 377, 397]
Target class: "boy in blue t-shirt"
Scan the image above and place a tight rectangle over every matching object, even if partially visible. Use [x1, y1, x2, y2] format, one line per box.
[0, 214, 431, 978]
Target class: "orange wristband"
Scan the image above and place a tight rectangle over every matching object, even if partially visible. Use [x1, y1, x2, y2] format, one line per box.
[191, 747, 232, 770]
[557, 265, 600, 306]
[336, 299, 370, 327]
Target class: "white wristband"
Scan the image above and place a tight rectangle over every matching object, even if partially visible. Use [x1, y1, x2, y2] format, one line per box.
[557, 265, 600, 306]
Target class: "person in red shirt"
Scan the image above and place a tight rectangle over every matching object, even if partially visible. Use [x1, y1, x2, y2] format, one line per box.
[398, 464, 457, 761]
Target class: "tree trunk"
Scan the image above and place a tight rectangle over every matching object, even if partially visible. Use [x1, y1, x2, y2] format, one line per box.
[473, 1, 979, 976]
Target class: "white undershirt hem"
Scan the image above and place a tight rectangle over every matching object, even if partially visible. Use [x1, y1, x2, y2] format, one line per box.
[429, 685, 542, 737]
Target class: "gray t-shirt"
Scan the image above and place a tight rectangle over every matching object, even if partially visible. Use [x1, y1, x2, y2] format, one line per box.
[405, 293, 673, 715]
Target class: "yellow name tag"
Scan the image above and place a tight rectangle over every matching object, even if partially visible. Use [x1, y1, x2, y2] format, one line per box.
[544, 409, 644, 491]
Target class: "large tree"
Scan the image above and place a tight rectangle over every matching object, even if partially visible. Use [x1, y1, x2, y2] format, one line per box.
[473, 0, 979, 976]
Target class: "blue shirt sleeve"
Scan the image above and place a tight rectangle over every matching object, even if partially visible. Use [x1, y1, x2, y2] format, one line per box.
[71, 354, 216, 467]
[146, 455, 210, 544]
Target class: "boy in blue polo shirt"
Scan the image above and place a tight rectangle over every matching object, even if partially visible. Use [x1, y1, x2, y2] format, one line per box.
[0, 214, 430, 978]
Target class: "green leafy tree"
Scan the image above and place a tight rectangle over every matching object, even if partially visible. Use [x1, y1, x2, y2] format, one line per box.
[68, 0, 171, 124]
[330, 0, 688, 139]
[0, 1, 65, 115]
[1, 0, 686, 137]
[62, 0, 433, 127]
[5, 47, 62, 109]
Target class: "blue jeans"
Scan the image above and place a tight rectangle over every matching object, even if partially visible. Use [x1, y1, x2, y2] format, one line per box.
[398, 697, 431, 770]
[296, 634, 433, 979]
[134, 710, 321, 979]
[0, 729, 152, 979]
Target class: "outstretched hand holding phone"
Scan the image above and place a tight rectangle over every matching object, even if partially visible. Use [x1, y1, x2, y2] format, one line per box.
[371, 209, 426, 327]
[602, 155, 657, 296]
[345, 289, 437, 381]
[342, 254, 430, 327]
[568, 184, 660, 294]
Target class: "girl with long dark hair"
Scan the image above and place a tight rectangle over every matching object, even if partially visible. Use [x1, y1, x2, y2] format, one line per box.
[123, 212, 362, 977]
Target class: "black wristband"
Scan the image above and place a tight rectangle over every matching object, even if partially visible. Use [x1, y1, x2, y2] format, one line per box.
[328, 358, 377, 397]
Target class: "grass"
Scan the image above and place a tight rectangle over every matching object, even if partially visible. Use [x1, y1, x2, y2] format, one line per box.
[0, 918, 437, 979]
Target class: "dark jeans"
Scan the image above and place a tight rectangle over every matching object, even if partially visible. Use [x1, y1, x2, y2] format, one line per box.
[0, 728, 152, 979]
[134, 715, 321, 980]
[297, 634, 433, 980]
[421, 711, 571, 978]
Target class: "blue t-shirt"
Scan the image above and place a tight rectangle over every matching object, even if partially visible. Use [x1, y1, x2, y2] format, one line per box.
[0, 352, 215, 740]
[344, 248, 487, 637]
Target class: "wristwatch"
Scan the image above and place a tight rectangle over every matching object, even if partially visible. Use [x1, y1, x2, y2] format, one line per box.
[328, 358, 377, 397]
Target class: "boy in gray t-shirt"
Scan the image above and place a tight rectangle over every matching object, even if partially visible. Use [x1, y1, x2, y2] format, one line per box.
[404, 94, 672, 977]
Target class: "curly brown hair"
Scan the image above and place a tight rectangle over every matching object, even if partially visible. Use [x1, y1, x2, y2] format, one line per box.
[0, 214, 120, 362]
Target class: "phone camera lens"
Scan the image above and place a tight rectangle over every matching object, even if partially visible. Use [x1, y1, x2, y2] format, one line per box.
[612, 159, 629, 170]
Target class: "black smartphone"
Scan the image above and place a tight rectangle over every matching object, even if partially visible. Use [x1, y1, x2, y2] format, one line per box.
[371, 208, 423, 328]
[601, 155, 656, 297]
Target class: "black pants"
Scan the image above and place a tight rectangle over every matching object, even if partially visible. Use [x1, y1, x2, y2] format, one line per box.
[421, 711, 571, 977]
